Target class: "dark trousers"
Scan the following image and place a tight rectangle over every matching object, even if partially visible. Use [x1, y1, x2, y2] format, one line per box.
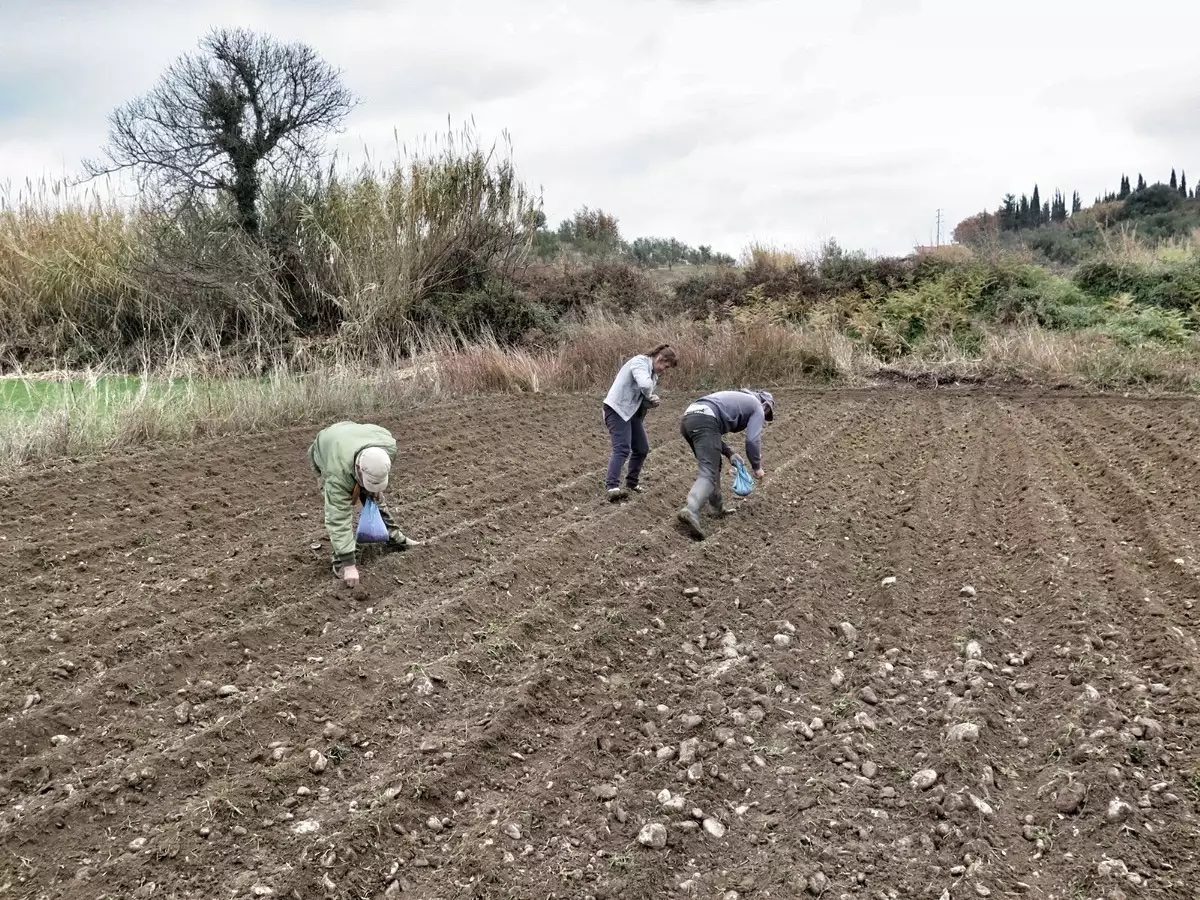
[681, 412, 726, 512]
[604, 405, 650, 490]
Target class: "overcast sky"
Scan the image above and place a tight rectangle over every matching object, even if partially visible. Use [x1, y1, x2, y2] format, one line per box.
[2, 0, 1198, 255]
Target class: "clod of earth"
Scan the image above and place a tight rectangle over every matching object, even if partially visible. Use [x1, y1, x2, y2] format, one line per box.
[947, 723, 981, 743]
[1055, 781, 1087, 815]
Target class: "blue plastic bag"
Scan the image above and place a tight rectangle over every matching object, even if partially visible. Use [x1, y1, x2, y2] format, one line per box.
[356, 497, 390, 543]
[732, 458, 755, 497]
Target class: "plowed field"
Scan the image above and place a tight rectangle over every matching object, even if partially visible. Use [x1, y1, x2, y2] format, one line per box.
[2, 390, 1199, 900]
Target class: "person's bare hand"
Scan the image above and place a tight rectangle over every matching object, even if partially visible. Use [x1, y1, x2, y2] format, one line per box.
[731, 453, 746, 468]
[342, 564, 360, 587]
[648, 394, 662, 408]
[754, 468, 766, 480]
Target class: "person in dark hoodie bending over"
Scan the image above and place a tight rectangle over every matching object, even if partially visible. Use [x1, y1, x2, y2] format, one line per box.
[677, 389, 775, 539]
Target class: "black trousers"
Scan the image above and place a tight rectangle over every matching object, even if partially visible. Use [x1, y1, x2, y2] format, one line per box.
[680, 412, 729, 513]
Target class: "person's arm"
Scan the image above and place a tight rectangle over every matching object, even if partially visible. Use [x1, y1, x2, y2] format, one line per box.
[630, 356, 657, 400]
[745, 408, 765, 474]
[324, 477, 357, 566]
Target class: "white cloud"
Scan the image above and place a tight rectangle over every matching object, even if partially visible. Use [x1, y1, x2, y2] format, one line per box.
[2, 0, 1199, 253]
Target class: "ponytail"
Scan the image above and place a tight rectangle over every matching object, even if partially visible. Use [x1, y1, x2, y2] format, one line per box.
[645, 343, 678, 366]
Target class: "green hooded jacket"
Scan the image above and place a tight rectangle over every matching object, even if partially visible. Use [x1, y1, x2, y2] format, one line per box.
[307, 422, 397, 561]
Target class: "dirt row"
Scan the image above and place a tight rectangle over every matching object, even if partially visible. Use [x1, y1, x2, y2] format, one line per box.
[1, 389, 1198, 899]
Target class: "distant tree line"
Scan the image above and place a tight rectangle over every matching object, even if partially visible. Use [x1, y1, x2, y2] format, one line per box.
[532, 206, 735, 268]
[954, 167, 1196, 244]
[1098, 169, 1191, 204]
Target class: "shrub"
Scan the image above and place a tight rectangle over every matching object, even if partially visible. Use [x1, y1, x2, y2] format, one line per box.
[1121, 184, 1183, 219]
[671, 268, 745, 318]
[1073, 260, 1155, 301]
[515, 261, 665, 319]
[408, 281, 557, 345]
[1099, 302, 1191, 347]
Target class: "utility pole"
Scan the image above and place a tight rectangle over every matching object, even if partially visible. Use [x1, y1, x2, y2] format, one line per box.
[935, 208, 944, 247]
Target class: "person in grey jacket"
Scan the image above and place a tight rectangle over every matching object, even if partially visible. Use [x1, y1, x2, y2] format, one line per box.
[602, 344, 679, 500]
[677, 389, 775, 539]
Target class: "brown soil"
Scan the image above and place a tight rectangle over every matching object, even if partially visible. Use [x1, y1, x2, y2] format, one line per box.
[2, 390, 1199, 899]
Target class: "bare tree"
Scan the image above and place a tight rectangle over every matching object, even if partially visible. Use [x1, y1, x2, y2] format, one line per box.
[88, 28, 355, 237]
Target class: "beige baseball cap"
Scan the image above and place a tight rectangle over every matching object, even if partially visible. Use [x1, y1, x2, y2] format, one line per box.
[356, 446, 391, 493]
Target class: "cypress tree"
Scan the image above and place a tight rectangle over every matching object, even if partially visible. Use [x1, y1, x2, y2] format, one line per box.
[999, 194, 1018, 231]
[1018, 194, 1030, 228]
[1118, 175, 1130, 199]
[1180, 170, 1188, 197]
[1030, 185, 1042, 226]
[1051, 191, 1067, 223]
[1072, 191, 1082, 214]
[1170, 169, 1178, 190]
[1137, 173, 1146, 191]
[1042, 201, 1050, 225]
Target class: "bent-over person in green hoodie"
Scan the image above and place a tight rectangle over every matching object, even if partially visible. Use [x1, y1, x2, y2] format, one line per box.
[307, 421, 420, 586]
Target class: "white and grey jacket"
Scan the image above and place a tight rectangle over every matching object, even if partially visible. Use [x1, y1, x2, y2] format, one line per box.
[602, 354, 658, 421]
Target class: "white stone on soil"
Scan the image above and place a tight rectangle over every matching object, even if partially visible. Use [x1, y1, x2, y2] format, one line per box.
[638, 822, 668, 849]
[911, 769, 939, 790]
[947, 723, 981, 743]
[1107, 798, 1134, 823]
[702, 817, 726, 838]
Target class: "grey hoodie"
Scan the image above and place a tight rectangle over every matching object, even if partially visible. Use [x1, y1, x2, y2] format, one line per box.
[692, 390, 768, 470]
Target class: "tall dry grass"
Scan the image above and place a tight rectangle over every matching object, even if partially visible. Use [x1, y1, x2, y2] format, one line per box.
[429, 315, 868, 396]
[0, 127, 539, 370]
[4, 316, 1199, 472]
[878, 326, 1200, 391]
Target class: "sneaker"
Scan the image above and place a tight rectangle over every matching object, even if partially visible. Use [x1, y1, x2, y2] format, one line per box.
[626, 484, 645, 494]
[711, 503, 737, 517]
[677, 507, 705, 540]
[607, 488, 627, 503]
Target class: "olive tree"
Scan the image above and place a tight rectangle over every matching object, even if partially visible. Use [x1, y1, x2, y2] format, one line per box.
[89, 28, 354, 237]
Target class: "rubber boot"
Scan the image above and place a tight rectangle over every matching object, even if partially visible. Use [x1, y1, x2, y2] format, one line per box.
[386, 528, 422, 551]
[709, 493, 737, 517]
[677, 479, 711, 540]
